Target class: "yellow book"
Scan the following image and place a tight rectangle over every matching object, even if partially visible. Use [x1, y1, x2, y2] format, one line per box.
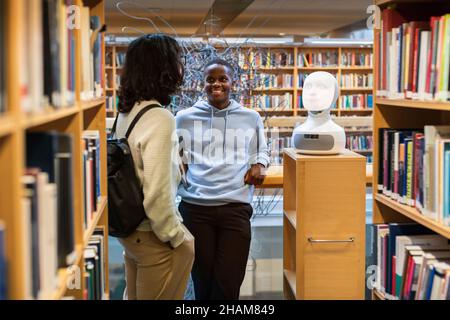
[404, 32, 410, 92]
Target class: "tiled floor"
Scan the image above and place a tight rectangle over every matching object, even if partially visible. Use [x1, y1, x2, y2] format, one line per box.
[109, 188, 374, 300]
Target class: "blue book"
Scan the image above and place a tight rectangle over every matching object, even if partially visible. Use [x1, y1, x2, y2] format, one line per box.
[425, 266, 436, 300]
[0, 223, 6, 300]
[444, 150, 450, 226]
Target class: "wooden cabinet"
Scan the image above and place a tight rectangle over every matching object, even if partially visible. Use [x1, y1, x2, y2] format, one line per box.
[283, 148, 366, 299]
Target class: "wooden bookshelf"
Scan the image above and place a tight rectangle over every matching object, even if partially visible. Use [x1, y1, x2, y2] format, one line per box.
[372, 0, 450, 300]
[283, 149, 366, 300]
[105, 43, 373, 118]
[0, 0, 109, 300]
[375, 194, 450, 239]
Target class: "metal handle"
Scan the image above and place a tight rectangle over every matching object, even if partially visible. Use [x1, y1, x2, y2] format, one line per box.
[308, 237, 355, 243]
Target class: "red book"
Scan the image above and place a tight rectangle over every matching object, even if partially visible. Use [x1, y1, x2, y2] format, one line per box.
[402, 255, 413, 299]
[412, 28, 421, 93]
[407, 22, 428, 93]
[382, 8, 405, 91]
[392, 255, 397, 296]
[425, 17, 438, 94]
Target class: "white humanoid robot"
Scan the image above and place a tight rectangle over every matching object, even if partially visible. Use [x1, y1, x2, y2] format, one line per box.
[291, 71, 346, 155]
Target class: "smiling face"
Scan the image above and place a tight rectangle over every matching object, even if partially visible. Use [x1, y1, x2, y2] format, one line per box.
[302, 71, 337, 111]
[204, 64, 232, 109]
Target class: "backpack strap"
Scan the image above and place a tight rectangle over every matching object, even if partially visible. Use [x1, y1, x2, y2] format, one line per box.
[110, 113, 119, 138]
[125, 104, 162, 139]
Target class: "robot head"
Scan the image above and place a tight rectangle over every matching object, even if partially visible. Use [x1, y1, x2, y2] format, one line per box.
[302, 71, 339, 111]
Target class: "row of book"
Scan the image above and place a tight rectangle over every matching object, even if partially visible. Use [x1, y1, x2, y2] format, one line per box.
[339, 94, 373, 110]
[268, 136, 292, 165]
[115, 52, 126, 68]
[0, 221, 6, 300]
[84, 228, 107, 300]
[346, 134, 373, 152]
[106, 74, 120, 91]
[106, 95, 119, 111]
[82, 131, 102, 229]
[297, 72, 338, 88]
[378, 126, 450, 227]
[242, 51, 295, 68]
[340, 52, 373, 67]
[340, 73, 373, 88]
[367, 223, 450, 300]
[19, 1, 104, 112]
[376, 9, 450, 101]
[0, 0, 5, 114]
[253, 93, 293, 109]
[256, 74, 293, 89]
[22, 130, 102, 299]
[297, 51, 339, 67]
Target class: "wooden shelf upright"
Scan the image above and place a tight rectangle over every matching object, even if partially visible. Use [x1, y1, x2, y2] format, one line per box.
[0, 0, 109, 300]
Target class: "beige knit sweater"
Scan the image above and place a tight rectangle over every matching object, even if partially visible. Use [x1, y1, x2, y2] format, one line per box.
[115, 100, 185, 248]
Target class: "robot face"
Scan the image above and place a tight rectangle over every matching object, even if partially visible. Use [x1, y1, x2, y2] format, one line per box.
[302, 71, 338, 111]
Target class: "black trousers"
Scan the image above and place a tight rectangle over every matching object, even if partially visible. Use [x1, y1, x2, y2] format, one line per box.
[178, 200, 253, 300]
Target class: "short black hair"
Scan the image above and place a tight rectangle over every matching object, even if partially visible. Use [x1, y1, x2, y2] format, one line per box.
[118, 34, 184, 112]
[204, 58, 234, 77]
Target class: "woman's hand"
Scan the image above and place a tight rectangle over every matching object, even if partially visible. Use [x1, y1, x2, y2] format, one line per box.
[244, 163, 266, 186]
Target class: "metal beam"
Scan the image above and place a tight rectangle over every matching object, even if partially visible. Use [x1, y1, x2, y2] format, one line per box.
[195, 0, 254, 36]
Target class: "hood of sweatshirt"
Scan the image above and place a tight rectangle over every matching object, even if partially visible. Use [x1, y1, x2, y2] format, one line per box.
[192, 99, 242, 156]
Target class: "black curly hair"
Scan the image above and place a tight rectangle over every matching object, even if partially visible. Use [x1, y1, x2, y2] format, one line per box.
[204, 58, 235, 78]
[118, 34, 184, 112]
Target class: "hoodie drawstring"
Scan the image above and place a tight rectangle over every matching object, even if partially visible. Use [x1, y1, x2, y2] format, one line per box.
[209, 107, 230, 159]
[223, 109, 229, 154]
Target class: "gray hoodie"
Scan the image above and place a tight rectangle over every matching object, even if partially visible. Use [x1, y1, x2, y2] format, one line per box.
[176, 99, 270, 205]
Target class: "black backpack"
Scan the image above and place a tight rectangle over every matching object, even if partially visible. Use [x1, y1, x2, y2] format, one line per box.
[107, 104, 160, 238]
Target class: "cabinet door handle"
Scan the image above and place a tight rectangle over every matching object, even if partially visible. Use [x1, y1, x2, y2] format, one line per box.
[307, 237, 355, 243]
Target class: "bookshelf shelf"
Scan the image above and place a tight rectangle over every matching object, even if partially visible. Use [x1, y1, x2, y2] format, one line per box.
[284, 210, 296, 229]
[0, 114, 15, 137]
[298, 66, 339, 71]
[82, 97, 106, 111]
[373, 288, 386, 300]
[283, 269, 296, 297]
[51, 244, 84, 300]
[252, 88, 294, 92]
[83, 196, 108, 246]
[340, 88, 373, 91]
[341, 67, 373, 71]
[257, 67, 295, 71]
[340, 109, 373, 112]
[254, 108, 294, 114]
[375, 194, 450, 239]
[23, 106, 79, 129]
[376, 98, 450, 111]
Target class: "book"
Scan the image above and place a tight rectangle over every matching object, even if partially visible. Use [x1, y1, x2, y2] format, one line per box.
[395, 235, 450, 298]
[378, 126, 450, 225]
[26, 132, 75, 269]
[378, 10, 450, 101]
[82, 130, 101, 227]
[386, 223, 434, 295]
[84, 228, 106, 300]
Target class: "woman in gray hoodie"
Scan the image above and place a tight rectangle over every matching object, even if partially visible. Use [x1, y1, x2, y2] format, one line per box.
[176, 58, 270, 300]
